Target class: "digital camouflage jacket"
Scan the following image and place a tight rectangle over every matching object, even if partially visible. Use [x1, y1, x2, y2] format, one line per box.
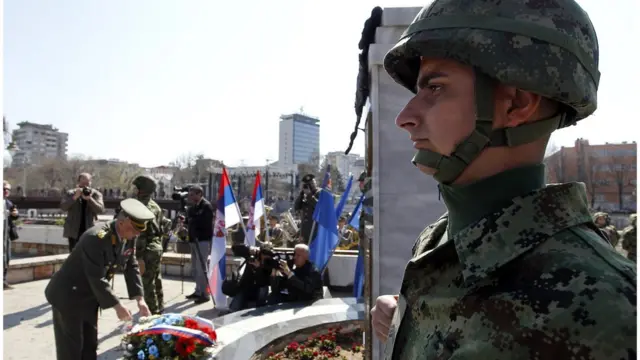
[385, 183, 636, 359]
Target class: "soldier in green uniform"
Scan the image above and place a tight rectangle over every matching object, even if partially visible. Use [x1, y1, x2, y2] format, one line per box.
[370, 1, 637, 359]
[622, 214, 637, 262]
[131, 175, 171, 315]
[593, 211, 619, 246]
[45, 198, 154, 360]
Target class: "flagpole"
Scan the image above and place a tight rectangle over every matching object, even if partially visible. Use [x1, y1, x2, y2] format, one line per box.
[258, 171, 270, 244]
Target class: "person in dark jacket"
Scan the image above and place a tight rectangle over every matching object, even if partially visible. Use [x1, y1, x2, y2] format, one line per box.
[3, 181, 19, 290]
[267, 244, 323, 304]
[60, 173, 105, 252]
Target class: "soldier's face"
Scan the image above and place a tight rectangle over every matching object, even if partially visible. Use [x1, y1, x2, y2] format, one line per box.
[119, 218, 142, 240]
[395, 58, 477, 177]
[269, 219, 277, 227]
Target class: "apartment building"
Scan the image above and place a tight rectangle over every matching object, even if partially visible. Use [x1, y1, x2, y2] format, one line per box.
[545, 139, 637, 211]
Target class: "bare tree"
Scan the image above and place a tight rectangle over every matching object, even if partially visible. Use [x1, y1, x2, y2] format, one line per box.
[544, 143, 566, 183]
[585, 153, 608, 208]
[608, 156, 634, 210]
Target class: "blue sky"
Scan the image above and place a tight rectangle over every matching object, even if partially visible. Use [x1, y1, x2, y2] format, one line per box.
[4, 0, 638, 167]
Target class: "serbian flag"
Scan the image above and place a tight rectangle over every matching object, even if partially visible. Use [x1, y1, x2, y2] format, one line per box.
[208, 168, 241, 308]
[245, 171, 266, 246]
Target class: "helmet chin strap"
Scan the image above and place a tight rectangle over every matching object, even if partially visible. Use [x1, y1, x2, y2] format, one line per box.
[412, 70, 567, 185]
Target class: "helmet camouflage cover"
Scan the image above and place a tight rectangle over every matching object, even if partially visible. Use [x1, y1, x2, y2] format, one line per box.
[132, 175, 157, 194]
[592, 212, 610, 223]
[384, 0, 600, 183]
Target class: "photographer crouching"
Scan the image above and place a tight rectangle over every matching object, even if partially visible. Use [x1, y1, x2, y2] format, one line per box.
[267, 244, 323, 305]
[225, 243, 276, 312]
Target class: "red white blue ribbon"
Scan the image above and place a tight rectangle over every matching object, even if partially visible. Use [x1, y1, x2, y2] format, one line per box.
[137, 324, 215, 346]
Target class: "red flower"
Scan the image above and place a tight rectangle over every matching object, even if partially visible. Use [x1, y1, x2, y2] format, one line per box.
[313, 351, 319, 356]
[184, 319, 199, 329]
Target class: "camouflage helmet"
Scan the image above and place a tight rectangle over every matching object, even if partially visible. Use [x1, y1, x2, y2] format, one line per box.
[592, 211, 610, 223]
[384, 0, 599, 184]
[132, 175, 157, 194]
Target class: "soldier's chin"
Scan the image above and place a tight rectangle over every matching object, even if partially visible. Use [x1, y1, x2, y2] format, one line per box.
[416, 164, 437, 176]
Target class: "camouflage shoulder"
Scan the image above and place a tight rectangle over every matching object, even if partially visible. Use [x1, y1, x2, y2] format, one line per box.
[412, 212, 448, 256]
[147, 200, 162, 214]
[545, 224, 636, 283]
[510, 226, 637, 357]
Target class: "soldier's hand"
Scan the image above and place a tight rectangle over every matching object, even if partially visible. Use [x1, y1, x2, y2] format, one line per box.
[114, 303, 132, 322]
[137, 301, 151, 317]
[371, 295, 398, 342]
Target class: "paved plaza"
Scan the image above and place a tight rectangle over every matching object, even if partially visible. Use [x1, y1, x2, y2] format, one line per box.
[3, 276, 221, 360]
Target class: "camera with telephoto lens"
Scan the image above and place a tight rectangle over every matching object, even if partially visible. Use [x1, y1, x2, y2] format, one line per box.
[232, 244, 293, 271]
[82, 187, 92, 196]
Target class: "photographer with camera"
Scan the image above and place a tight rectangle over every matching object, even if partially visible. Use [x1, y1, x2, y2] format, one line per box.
[267, 244, 323, 305]
[184, 185, 214, 304]
[60, 173, 105, 252]
[225, 243, 276, 312]
[294, 174, 321, 244]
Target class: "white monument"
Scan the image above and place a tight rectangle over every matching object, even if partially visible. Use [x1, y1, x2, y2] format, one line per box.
[368, 7, 447, 359]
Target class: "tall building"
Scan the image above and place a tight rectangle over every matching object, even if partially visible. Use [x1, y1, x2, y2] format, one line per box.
[278, 113, 320, 166]
[11, 121, 68, 165]
[545, 139, 637, 211]
[324, 151, 365, 178]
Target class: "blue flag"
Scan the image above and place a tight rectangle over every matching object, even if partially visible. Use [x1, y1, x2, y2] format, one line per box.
[335, 174, 353, 219]
[308, 189, 339, 272]
[348, 193, 365, 228]
[353, 244, 365, 298]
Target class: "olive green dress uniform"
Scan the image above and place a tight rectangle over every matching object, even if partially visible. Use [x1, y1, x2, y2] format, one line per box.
[45, 199, 154, 360]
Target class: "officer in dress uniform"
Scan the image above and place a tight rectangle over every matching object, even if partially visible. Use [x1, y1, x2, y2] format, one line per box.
[45, 198, 154, 360]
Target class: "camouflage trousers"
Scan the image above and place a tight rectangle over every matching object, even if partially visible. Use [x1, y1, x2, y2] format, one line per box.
[142, 250, 164, 314]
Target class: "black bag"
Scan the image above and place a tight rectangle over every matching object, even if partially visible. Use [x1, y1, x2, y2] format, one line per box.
[221, 260, 246, 297]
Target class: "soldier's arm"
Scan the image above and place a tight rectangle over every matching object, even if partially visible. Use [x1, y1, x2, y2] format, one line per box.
[81, 236, 120, 309]
[87, 190, 106, 215]
[308, 191, 320, 207]
[123, 245, 144, 300]
[294, 193, 304, 211]
[60, 190, 77, 211]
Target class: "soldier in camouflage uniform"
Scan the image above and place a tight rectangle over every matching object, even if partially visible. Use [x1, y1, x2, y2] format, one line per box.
[132, 175, 171, 314]
[593, 211, 619, 246]
[370, 1, 637, 359]
[622, 214, 637, 262]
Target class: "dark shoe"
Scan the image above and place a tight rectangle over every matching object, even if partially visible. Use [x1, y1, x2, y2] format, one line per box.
[185, 292, 198, 299]
[193, 297, 210, 305]
[4, 282, 14, 290]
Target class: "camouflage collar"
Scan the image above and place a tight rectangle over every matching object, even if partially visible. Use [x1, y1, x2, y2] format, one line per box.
[452, 182, 592, 285]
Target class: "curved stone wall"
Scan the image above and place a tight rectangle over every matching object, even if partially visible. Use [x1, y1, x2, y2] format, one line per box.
[210, 298, 365, 360]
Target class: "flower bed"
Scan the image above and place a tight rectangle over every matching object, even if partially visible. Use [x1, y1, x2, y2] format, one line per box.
[121, 314, 218, 359]
[263, 325, 364, 360]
